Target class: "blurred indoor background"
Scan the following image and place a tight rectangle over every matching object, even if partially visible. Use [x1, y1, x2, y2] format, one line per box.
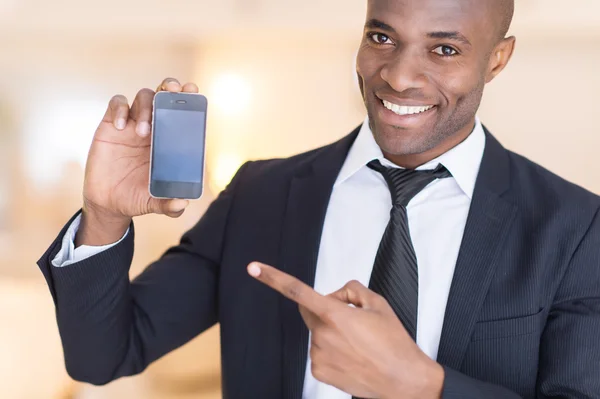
[0, 0, 598, 398]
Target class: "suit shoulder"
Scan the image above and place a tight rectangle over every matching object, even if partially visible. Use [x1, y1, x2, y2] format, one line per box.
[506, 150, 600, 211]
[231, 125, 361, 186]
[235, 139, 340, 185]
[244, 147, 323, 178]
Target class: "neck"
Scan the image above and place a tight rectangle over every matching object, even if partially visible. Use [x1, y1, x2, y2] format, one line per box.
[382, 119, 476, 169]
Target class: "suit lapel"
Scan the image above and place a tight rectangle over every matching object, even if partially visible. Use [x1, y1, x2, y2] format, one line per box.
[279, 128, 360, 399]
[436, 129, 518, 369]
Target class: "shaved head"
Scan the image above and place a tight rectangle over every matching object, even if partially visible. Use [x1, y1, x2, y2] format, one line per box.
[495, 0, 515, 41]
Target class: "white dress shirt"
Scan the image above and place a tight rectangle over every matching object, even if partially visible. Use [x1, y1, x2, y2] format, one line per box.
[51, 214, 129, 267]
[302, 118, 485, 399]
[52, 117, 486, 399]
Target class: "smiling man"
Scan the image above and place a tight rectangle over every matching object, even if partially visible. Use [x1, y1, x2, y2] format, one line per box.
[37, 0, 600, 398]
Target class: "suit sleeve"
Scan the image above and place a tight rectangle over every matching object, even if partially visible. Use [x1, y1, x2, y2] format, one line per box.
[36, 162, 252, 386]
[442, 206, 600, 399]
[536, 206, 600, 397]
[442, 367, 521, 398]
[51, 213, 130, 267]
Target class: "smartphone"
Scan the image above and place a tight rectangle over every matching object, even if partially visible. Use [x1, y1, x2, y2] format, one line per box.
[149, 91, 207, 199]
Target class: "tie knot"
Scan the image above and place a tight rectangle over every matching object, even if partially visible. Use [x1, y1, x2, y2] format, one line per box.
[368, 160, 452, 206]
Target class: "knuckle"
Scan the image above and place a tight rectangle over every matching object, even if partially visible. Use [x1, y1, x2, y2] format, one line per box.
[111, 94, 127, 102]
[163, 77, 180, 85]
[284, 282, 302, 300]
[346, 280, 362, 290]
[311, 362, 323, 380]
[311, 328, 322, 346]
[320, 309, 336, 324]
[319, 306, 343, 326]
[311, 362, 330, 384]
[110, 94, 127, 106]
[138, 88, 155, 97]
[311, 328, 331, 350]
[309, 343, 318, 359]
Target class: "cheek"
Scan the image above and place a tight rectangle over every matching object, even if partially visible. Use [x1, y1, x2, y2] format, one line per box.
[356, 48, 381, 86]
[429, 63, 485, 107]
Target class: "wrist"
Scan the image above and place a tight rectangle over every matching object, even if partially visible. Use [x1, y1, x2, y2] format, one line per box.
[77, 204, 131, 247]
[419, 361, 444, 399]
[382, 358, 444, 399]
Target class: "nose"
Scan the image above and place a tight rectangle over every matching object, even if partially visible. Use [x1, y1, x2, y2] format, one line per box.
[380, 49, 428, 93]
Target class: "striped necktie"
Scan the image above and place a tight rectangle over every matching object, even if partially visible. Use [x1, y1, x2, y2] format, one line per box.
[366, 160, 452, 340]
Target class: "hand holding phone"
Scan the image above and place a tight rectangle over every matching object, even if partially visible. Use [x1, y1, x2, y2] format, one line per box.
[77, 78, 200, 247]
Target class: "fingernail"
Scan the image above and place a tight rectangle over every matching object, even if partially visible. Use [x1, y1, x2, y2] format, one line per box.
[116, 118, 126, 130]
[136, 121, 150, 137]
[248, 263, 262, 278]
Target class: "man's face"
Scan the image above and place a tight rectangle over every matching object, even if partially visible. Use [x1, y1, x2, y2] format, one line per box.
[356, 0, 504, 159]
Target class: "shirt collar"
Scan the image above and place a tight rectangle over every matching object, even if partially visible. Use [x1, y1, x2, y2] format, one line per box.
[335, 116, 486, 199]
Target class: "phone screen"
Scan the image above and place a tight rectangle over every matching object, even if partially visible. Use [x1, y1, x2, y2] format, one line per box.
[150, 92, 207, 199]
[152, 108, 206, 183]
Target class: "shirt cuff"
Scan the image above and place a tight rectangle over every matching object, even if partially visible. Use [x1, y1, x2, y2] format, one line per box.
[51, 214, 130, 267]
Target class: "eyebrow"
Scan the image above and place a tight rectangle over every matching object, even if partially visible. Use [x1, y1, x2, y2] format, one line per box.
[364, 19, 472, 48]
[427, 31, 472, 47]
[364, 19, 396, 33]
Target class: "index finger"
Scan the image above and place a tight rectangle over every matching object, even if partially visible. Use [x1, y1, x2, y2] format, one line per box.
[248, 262, 330, 315]
[130, 88, 155, 137]
[102, 94, 129, 130]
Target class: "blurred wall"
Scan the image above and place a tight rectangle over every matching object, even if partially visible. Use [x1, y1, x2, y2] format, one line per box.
[0, 1, 598, 398]
[480, 35, 600, 192]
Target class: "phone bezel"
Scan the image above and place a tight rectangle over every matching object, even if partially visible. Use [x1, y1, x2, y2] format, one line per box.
[149, 91, 208, 200]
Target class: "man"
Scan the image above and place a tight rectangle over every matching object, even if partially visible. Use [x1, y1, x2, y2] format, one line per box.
[37, 0, 600, 398]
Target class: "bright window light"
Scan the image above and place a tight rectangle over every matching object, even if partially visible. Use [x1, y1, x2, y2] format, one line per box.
[209, 73, 252, 116]
[210, 152, 244, 193]
[23, 99, 106, 188]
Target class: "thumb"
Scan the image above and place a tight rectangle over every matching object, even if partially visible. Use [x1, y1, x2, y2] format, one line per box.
[149, 198, 189, 218]
[327, 280, 376, 309]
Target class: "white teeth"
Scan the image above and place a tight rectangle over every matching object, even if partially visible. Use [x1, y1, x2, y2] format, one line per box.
[382, 100, 434, 116]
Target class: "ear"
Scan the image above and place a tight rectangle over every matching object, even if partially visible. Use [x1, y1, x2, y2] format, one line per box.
[485, 36, 516, 83]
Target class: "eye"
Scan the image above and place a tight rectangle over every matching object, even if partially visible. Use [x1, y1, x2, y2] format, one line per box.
[433, 45, 459, 57]
[368, 33, 393, 45]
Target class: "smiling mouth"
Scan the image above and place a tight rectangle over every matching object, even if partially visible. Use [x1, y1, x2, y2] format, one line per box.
[381, 99, 436, 116]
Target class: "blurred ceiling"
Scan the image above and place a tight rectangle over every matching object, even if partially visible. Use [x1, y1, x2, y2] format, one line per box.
[0, 0, 599, 42]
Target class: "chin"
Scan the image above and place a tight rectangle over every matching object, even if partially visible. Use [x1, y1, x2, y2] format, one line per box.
[370, 120, 439, 156]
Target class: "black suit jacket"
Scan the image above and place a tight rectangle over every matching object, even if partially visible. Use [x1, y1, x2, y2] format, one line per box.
[38, 126, 600, 398]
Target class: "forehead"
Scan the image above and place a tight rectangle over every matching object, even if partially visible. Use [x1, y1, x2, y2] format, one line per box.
[366, 0, 491, 41]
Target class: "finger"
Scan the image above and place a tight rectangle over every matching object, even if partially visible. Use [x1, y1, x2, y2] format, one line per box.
[310, 359, 343, 390]
[156, 77, 182, 93]
[247, 262, 331, 315]
[299, 304, 321, 330]
[149, 198, 189, 218]
[102, 95, 130, 130]
[327, 280, 379, 309]
[130, 88, 155, 137]
[182, 82, 199, 93]
[163, 199, 189, 217]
